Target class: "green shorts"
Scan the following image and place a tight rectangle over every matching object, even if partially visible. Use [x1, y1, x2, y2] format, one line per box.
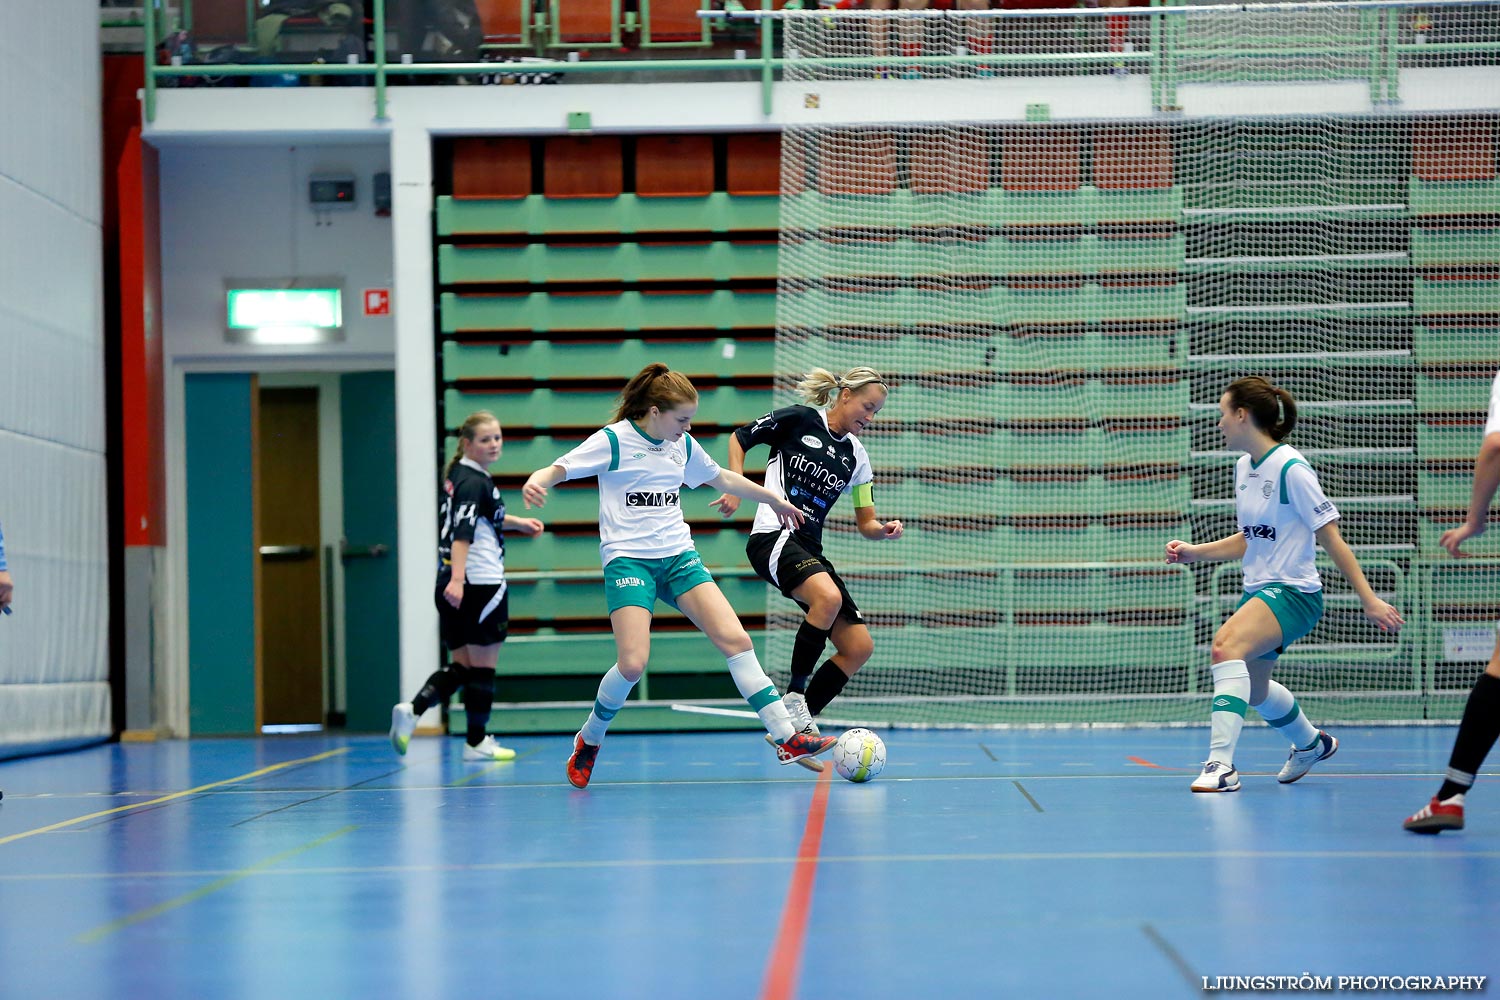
[1237, 584, 1324, 660]
[604, 550, 715, 614]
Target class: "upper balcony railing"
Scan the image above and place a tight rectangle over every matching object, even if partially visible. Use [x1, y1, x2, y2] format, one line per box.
[133, 0, 1500, 121]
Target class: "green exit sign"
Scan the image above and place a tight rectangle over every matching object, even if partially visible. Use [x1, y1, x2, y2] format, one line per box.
[227, 288, 342, 329]
[226, 287, 344, 344]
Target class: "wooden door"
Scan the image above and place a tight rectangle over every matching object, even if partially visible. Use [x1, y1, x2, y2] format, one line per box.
[257, 387, 325, 725]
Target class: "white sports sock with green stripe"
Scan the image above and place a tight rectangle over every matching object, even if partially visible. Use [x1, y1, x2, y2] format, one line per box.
[580, 664, 636, 746]
[1208, 659, 1250, 766]
[1253, 680, 1319, 750]
[726, 649, 795, 742]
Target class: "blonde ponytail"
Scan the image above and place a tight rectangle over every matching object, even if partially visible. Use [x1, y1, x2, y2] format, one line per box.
[797, 366, 887, 407]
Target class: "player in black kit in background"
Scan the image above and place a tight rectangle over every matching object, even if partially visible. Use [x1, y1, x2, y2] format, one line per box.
[713, 368, 903, 765]
[390, 411, 544, 761]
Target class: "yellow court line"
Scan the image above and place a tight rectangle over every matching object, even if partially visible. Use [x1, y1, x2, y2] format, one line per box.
[0, 747, 351, 847]
[75, 825, 357, 944]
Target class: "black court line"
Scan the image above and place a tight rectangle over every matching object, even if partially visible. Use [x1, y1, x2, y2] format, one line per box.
[1141, 922, 1200, 992]
[978, 743, 998, 761]
[1012, 780, 1045, 812]
[230, 766, 410, 827]
[70, 801, 187, 832]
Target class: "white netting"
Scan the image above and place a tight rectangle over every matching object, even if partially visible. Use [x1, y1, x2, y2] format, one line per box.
[768, 8, 1500, 725]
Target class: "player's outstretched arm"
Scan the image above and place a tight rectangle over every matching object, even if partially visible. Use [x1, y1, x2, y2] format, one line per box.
[1165, 532, 1245, 565]
[1316, 521, 1404, 633]
[521, 465, 566, 509]
[710, 434, 749, 518]
[709, 468, 804, 529]
[854, 505, 902, 541]
[503, 513, 546, 536]
[1439, 432, 1500, 557]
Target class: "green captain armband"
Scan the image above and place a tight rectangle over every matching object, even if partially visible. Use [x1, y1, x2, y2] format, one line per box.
[852, 482, 874, 508]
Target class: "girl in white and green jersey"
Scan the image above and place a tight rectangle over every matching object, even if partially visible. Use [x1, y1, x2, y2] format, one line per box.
[1166, 376, 1404, 793]
[522, 363, 838, 788]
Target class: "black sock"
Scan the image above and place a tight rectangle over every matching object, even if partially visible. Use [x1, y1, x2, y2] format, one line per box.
[1438, 673, 1500, 800]
[805, 659, 850, 717]
[788, 620, 833, 694]
[411, 665, 463, 716]
[462, 667, 497, 746]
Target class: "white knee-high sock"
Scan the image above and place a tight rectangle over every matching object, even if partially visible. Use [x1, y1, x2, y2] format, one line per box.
[1208, 659, 1251, 766]
[580, 665, 636, 746]
[1253, 680, 1319, 750]
[726, 649, 795, 742]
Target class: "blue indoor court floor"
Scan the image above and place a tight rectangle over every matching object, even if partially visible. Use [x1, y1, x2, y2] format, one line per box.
[1, 727, 1496, 1000]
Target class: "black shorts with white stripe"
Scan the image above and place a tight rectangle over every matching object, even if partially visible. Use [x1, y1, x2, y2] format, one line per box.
[435, 578, 510, 649]
[745, 531, 863, 626]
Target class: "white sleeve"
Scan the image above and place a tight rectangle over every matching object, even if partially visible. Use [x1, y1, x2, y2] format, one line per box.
[1485, 370, 1500, 438]
[554, 429, 615, 481]
[681, 434, 721, 489]
[1285, 462, 1339, 530]
[846, 441, 874, 491]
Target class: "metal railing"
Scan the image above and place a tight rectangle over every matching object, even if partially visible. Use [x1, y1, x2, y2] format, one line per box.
[136, 0, 1499, 122]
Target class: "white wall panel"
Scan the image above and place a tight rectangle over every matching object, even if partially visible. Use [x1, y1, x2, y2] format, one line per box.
[0, 0, 109, 749]
[0, 183, 104, 445]
[0, 1, 101, 224]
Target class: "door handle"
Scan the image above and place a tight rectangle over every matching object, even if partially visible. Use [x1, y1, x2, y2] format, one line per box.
[259, 545, 316, 561]
[340, 541, 390, 561]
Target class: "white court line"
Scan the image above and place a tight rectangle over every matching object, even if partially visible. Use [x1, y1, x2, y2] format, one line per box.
[8, 845, 1500, 884]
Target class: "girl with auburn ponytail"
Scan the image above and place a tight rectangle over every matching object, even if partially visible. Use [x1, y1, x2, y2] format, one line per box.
[521, 364, 838, 787]
[389, 412, 545, 762]
[1166, 376, 1403, 793]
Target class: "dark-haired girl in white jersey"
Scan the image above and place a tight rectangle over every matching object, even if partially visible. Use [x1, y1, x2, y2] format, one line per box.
[1167, 377, 1403, 793]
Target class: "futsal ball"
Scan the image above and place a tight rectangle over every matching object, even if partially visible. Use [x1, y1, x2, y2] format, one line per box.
[832, 728, 886, 783]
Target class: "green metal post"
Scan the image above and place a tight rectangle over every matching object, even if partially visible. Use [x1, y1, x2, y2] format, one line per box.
[760, 2, 774, 118]
[247, 0, 256, 45]
[144, 0, 158, 123]
[1166, 7, 1180, 110]
[1149, 0, 1162, 112]
[374, 0, 389, 120]
[1385, 5, 1400, 105]
[182, 0, 193, 33]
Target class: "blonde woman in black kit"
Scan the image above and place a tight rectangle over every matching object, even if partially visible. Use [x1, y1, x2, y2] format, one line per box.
[390, 412, 544, 760]
[713, 367, 903, 765]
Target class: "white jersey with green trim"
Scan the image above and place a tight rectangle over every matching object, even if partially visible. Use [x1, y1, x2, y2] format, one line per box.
[554, 419, 721, 567]
[1235, 443, 1340, 594]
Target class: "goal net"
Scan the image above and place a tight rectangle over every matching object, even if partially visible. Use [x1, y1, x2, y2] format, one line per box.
[765, 4, 1500, 727]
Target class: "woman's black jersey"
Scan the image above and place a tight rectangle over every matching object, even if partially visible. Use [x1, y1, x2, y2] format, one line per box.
[438, 458, 506, 584]
[734, 404, 874, 554]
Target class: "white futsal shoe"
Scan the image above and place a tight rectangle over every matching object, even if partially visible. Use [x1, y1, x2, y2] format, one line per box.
[1277, 731, 1338, 784]
[782, 691, 819, 735]
[389, 703, 417, 756]
[1191, 760, 1241, 793]
[463, 735, 517, 761]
